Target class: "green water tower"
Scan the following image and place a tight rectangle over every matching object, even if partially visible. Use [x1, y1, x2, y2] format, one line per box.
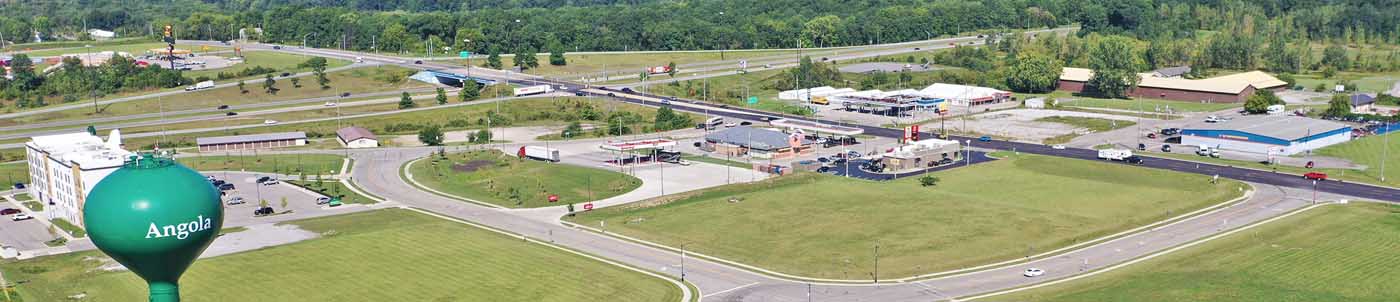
[84, 153, 223, 302]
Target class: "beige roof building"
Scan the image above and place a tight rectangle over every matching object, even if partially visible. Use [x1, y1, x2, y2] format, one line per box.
[1058, 67, 1288, 103]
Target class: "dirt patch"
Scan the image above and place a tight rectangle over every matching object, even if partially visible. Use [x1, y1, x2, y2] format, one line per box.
[452, 160, 497, 172]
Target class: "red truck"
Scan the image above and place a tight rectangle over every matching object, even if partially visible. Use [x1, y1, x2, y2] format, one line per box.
[1303, 172, 1328, 181]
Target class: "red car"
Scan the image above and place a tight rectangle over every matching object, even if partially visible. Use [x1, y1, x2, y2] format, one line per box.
[1303, 172, 1328, 181]
[0, 208, 20, 215]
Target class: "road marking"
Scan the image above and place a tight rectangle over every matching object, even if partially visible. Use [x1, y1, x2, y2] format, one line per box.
[703, 282, 759, 298]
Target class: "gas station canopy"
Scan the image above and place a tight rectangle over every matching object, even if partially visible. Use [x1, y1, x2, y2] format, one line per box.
[768, 119, 864, 136]
[600, 138, 677, 151]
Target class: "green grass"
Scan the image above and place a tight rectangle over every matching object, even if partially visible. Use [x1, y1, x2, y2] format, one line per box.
[1036, 116, 1137, 145]
[480, 50, 798, 77]
[116, 96, 674, 152]
[288, 180, 377, 204]
[1314, 131, 1400, 187]
[568, 153, 1247, 279]
[682, 154, 753, 169]
[22, 201, 43, 212]
[21, 42, 229, 57]
[0, 162, 29, 184]
[1, 209, 681, 302]
[50, 218, 86, 238]
[992, 203, 1400, 302]
[183, 51, 351, 80]
[410, 150, 641, 208]
[176, 154, 344, 175]
[1294, 71, 1399, 93]
[4, 65, 425, 126]
[1035, 91, 1241, 113]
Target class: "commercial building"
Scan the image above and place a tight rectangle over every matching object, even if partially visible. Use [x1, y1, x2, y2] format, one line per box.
[703, 126, 813, 160]
[25, 130, 131, 227]
[1058, 67, 1287, 103]
[196, 132, 307, 152]
[918, 83, 1014, 106]
[881, 139, 961, 171]
[1350, 94, 1377, 114]
[87, 29, 116, 40]
[335, 127, 378, 149]
[1181, 116, 1351, 155]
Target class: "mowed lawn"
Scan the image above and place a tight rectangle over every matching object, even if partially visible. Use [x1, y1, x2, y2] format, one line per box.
[992, 203, 1400, 302]
[0, 209, 682, 302]
[176, 154, 344, 175]
[183, 51, 351, 80]
[1314, 131, 1400, 187]
[410, 150, 641, 208]
[568, 154, 1247, 279]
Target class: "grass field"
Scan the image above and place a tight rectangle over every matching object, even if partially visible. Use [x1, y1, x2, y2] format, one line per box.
[116, 96, 677, 152]
[568, 153, 1247, 279]
[51, 218, 86, 238]
[0, 209, 682, 302]
[21, 42, 229, 57]
[1037, 91, 1241, 113]
[183, 51, 351, 80]
[288, 180, 377, 204]
[176, 154, 344, 175]
[480, 50, 798, 77]
[409, 150, 641, 208]
[992, 202, 1400, 302]
[1037, 116, 1137, 145]
[0, 161, 29, 184]
[682, 154, 754, 169]
[1313, 131, 1400, 187]
[1294, 71, 1399, 93]
[3, 65, 425, 126]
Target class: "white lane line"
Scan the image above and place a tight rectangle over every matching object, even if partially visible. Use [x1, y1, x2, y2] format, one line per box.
[704, 282, 760, 298]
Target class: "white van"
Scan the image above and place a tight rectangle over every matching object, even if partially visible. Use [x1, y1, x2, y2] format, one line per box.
[706, 117, 724, 127]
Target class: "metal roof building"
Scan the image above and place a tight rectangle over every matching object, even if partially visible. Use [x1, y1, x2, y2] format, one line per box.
[196, 132, 308, 152]
[1059, 67, 1287, 103]
[1181, 116, 1351, 155]
[336, 127, 379, 149]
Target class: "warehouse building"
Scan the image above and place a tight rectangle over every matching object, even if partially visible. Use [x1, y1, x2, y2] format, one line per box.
[25, 130, 130, 228]
[1058, 68, 1287, 103]
[336, 127, 379, 149]
[1181, 116, 1351, 155]
[196, 132, 307, 152]
[702, 126, 813, 160]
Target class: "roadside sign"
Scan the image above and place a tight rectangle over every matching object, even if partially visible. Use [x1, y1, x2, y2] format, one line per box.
[747, 96, 759, 104]
[459, 51, 471, 58]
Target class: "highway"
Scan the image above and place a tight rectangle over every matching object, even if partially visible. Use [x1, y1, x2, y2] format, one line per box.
[15, 32, 1398, 301]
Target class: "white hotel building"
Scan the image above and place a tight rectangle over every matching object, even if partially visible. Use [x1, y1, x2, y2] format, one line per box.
[24, 130, 130, 228]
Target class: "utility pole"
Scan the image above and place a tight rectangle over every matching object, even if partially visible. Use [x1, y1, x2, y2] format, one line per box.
[873, 243, 880, 284]
[1382, 127, 1390, 182]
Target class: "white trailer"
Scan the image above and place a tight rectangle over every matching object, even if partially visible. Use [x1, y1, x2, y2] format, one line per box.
[513, 85, 554, 96]
[519, 146, 560, 162]
[185, 80, 214, 91]
[1097, 148, 1133, 161]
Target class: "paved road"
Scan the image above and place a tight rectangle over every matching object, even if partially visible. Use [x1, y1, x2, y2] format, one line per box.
[0, 87, 436, 139]
[0, 61, 367, 121]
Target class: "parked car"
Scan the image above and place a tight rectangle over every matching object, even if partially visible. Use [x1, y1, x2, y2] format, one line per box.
[936, 158, 954, 165]
[253, 206, 275, 216]
[256, 176, 271, 183]
[574, 91, 587, 96]
[1161, 144, 1172, 152]
[1051, 144, 1066, 150]
[316, 197, 332, 205]
[12, 183, 24, 189]
[739, 121, 753, 126]
[1138, 143, 1147, 151]
[0, 208, 20, 215]
[227, 197, 246, 205]
[11, 213, 33, 221]
[1303, 172, 1328, 181]
[978, 136, 992, 142]
[1023, 268, 1045, 277]
[218, 183, 236, 191]
[263, 179, 280, 185]
[212, 180, 227, 186]
[724, 122, 738, 128]
[1146, 133, 1157, 139]
[341, 92, 351, 97]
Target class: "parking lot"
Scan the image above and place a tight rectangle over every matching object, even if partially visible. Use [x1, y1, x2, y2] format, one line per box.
[208, 172, 371, 228]
[0, 195, 60, 252]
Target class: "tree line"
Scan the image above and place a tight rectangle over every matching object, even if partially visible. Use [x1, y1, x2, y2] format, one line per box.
[4, 1, 1397, 55]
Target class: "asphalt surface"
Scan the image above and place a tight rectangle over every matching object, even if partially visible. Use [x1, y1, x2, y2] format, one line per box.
[827, 151, 997, 181]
